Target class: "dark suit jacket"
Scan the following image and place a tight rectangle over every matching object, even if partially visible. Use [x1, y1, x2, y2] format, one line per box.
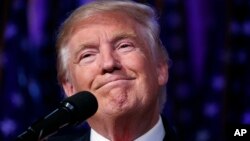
[48, 116, 177, 141]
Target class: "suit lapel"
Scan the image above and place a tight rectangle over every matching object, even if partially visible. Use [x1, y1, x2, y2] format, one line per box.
[74, 130, 90, 141]
[162, 115, 177, 141]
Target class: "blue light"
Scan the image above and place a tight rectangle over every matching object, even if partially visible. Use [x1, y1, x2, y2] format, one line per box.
[28, 80, 41, 102]
[4, 23, 17, 40]
[211, 75, 225, 92]
[17, 69, 27, 87]
[10, 92, 24, 108]
[204, 102, 219, 118]
[242, 112, 250, 124]
[243, 21, 250, 36]
[0, 118, 17, 137]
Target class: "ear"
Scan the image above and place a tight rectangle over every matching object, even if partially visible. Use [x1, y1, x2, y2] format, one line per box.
[157, 61, 169, 86]
[62, 79, 75, 97]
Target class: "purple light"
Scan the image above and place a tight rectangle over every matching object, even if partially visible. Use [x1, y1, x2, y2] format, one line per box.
[27, 0, 46, 47]
[185, 0, 207, 84]
[28, 80, 41, 102]
[242, 112, 250, 124]
[243, 21, 250, 35]
[204, 102, 219, 118]
[4, 23, 17, 40]
[11, 92, 24, 108]
[0, 118, 17, 137]
[211, 75, 225, 92]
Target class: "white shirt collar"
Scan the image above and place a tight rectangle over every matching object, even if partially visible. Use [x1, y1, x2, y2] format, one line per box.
[90, 116, 165, 141]
[90, 128, 110, 141]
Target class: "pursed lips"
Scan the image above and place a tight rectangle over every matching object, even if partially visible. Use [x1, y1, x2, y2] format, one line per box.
[93, 75, 135, 90]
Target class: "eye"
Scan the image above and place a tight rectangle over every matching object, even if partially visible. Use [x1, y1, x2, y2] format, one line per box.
[117, 42, 135, 52]
[78, 51, 97, 65]
[81, 53, 93, 59]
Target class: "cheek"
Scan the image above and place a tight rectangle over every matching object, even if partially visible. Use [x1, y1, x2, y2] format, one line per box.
[122, 53, 159, 90]
[124, 52, 157, 76]
[71, 65, 98, 90]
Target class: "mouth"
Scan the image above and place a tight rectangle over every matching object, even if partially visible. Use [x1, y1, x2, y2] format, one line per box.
[93, 75, 135, 90]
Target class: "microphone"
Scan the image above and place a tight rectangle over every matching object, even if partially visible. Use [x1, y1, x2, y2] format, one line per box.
[17, 91, 98, 141]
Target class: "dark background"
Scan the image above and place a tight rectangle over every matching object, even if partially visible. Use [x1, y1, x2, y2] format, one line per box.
[0, 0, 249, 141]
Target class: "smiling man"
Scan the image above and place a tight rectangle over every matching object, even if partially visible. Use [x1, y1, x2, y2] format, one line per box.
[55, 0, 176, 141]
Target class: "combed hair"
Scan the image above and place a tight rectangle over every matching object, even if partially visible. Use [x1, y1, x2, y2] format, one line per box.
[56, 0, 170, 108]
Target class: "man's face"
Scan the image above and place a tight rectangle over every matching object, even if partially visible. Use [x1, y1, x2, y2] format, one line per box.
[63, 12, 168, 118]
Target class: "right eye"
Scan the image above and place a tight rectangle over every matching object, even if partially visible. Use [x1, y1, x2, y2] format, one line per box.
[78, 51, 97, 65]
[80, 53, 93, 59]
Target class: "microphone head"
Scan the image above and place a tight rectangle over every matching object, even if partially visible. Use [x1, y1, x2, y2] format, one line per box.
[61, 91, 98, 124]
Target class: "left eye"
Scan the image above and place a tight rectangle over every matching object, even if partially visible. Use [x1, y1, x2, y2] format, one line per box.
[117, 43, 135, 52]
[120, 44, 130, 48]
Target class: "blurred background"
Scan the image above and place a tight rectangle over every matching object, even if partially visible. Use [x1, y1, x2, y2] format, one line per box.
[0, 0, 249, 140]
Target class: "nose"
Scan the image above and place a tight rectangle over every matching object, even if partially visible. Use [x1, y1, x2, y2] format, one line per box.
[101, 49, 121, 74]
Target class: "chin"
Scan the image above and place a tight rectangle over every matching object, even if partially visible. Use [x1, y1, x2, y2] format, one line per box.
[101, 101, 133, 114]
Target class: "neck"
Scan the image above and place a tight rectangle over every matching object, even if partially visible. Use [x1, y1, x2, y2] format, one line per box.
[88, 108, 160, 141]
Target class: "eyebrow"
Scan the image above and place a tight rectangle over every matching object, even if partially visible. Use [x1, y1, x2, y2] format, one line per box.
[72, 32, 137, 58]
[110, 32, 137, 45]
